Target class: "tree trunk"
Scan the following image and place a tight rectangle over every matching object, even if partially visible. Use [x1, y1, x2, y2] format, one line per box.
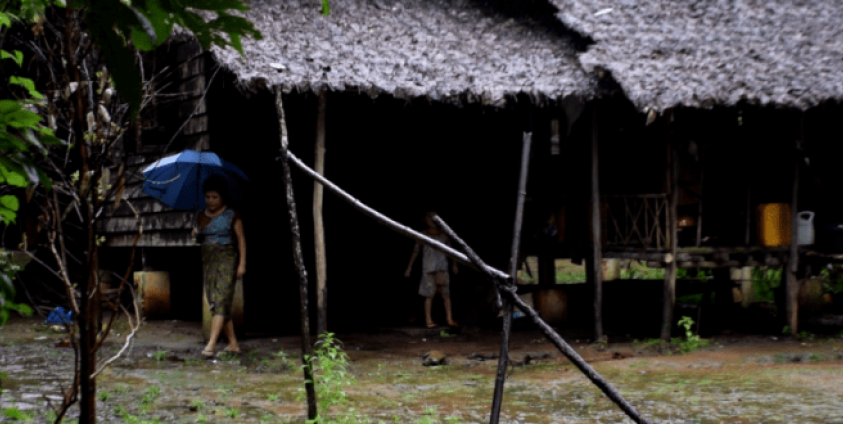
[275, 87, 318, 420]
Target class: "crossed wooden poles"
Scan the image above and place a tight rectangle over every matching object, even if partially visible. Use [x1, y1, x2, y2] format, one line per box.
[275, 88, 652, 424]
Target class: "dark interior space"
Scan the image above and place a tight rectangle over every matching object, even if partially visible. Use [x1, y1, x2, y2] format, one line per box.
[165, 71, 570, 335]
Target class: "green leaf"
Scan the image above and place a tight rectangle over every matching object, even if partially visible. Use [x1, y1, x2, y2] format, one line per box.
[6, 109, 41, 128]
[0, 207, 16, 224]
[0, 100, 22, 114]
[0, 12, 11, 29]
[138, 0, 171, 45]
[127, 4, 158, 49]
[131, 26, 154, 50]
[0, 159, 28, 187]
[37, 133, 64, 146]
[10, 302, 33, 317]
[1, 50, 23, 67]
[322, 0, 330, 15]
[9, 77, 43, 99]
[0, 195, 19, 212]
[181, 0, 250, 11]
[36, 167, 52, 192]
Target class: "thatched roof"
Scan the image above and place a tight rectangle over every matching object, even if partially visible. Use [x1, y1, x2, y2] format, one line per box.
[200, 0, 595, 107]
[549, 0, 843, 112]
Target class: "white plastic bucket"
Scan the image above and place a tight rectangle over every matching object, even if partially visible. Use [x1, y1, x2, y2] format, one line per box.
[797, 211, 815, 246]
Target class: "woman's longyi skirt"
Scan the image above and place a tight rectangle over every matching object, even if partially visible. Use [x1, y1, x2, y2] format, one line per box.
[201, 244, 237, 319]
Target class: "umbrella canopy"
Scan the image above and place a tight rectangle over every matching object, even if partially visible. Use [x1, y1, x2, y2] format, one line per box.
[142, 150, 248, 211]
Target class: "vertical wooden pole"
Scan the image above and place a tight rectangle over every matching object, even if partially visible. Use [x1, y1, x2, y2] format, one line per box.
[786, 118, 802, 336]
[587, 103, 604, 342]
[275, 87, 318, 420]
[696, 145, 704, 247]
[745, 186, 752, 246]
[490, 132, 532, 424]
[314, 91, 328, 335]
[662, 110, 678, 341]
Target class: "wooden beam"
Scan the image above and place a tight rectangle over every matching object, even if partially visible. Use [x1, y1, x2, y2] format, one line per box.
[314, 90, 328, 335]
[662, 110, 679, 341]
[786, 119, 802, 336]
[587, 103, 604, 342]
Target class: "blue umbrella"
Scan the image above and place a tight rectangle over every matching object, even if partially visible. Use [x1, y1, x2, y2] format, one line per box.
[142, 150, 248, 211]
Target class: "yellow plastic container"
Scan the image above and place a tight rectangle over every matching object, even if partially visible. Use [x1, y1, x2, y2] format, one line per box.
[757, 203, 791, 247]
[133, 271, 171, 320]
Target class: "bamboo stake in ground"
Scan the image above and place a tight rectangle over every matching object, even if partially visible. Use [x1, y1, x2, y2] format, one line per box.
[430, 215, 652, 424]
[282, 151, 651, 423]
[275, 87, 318, 420]
[490, 132, 532, 424]
[314, 90, 328, 335]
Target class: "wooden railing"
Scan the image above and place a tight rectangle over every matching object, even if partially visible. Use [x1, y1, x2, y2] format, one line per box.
[602, 194, 669, 249]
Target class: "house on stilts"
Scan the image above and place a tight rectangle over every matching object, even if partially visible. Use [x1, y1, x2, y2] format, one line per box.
[98, 0, 843, 339]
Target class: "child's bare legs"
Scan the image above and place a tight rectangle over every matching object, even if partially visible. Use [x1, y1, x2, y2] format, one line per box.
[443, 295, 457, 327]
[424, 296, 436, 327]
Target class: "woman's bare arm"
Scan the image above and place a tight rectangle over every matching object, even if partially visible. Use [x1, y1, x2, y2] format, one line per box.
[234, 218, 246, 278]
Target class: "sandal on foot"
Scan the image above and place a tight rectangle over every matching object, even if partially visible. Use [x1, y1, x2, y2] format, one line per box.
[426, 322, 438, 328]
[223, 347, 241, 353]
[200, 350, 215, 358]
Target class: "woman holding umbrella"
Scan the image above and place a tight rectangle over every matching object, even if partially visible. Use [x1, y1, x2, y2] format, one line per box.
[193, 175, 246, 357]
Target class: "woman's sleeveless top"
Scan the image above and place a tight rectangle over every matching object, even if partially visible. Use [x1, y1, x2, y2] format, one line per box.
[199, 209, 235, 245]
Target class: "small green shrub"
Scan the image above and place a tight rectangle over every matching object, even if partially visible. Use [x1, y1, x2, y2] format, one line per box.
[151, 350, 167, 362]
[753, 267, 782, 304]
[3, 406, 33, 422]
[142, 386, 161, 405]
[299, 332, 366, 424]
[672, 316, 710, 354]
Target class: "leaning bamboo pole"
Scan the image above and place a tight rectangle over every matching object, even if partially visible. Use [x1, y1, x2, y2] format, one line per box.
[274, 87, 318, 420]
[282, 150, 652, 424]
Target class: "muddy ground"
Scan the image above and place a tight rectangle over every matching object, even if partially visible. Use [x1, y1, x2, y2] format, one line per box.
[2, 316, 843, 424]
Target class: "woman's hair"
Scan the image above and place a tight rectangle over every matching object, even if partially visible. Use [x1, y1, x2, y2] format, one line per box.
[203, 175, 230, 204]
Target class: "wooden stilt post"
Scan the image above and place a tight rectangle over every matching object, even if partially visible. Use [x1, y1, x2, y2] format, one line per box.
[587, 103, 604, 342]
[490, 132, 532, 424]
[314, 91, 328, 335]
[662, 110, 678, 341]
[786, 118, 802, 336]
[275, 87, 318, 420]
[696, 145, 704, 247]
[745, 183, 752, 245]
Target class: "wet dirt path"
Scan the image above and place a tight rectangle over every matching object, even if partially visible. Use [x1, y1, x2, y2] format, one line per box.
[2, 317, 843, 423]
